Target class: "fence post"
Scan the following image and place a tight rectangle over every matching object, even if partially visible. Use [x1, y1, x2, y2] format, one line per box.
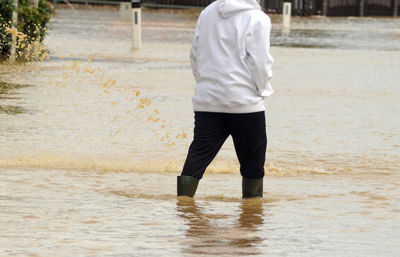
[359, 0, 365, 16]
[394, 0, 398, 17]
[322, 0, 328, 16]
[131, 0, 142, 50]
[282, 1, 292, 29]
[30, 0, 40, 60]
[10, 0, 18, 63]
[260, 0, 264, 10]
[120, 1, 131, 20]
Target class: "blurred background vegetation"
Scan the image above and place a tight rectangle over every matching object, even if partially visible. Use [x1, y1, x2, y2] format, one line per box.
[0, 0, 53, 62]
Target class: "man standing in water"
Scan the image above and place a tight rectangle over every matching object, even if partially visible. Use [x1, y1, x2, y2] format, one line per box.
[177, 0, 274, 198]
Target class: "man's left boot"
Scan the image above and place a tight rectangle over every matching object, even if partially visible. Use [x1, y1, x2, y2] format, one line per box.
[242, 177, 263, 198]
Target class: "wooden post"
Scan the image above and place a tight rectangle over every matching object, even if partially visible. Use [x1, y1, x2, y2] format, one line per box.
[359, 0, 365, 17]
[322, 0, 328, 16]
[394, 0, 399, 17]
[10, 0, 18, 63]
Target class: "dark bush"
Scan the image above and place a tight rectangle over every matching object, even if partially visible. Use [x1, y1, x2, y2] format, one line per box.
[0, 0, 53, 62]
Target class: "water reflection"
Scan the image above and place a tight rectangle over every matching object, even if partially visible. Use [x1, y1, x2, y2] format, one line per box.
[0, 81, 30, 114]
[0, 105, 28, 115]
[177, 197, 264, 256]
[0, 81, 27, 98]
[232, 199, 264, 248]
[281, 27, 291, 38]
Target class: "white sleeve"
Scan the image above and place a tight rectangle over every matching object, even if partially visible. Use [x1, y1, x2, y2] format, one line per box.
[190, 18, 201, 82]
[245, 16, 274, 97]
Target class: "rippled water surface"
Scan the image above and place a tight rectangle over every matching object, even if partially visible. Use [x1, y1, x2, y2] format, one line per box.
[1, 5, 399, 256]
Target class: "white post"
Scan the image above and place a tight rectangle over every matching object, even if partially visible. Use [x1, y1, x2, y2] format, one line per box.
[120, 1, 131, 21]
[10, 0, 18, 63]
[282, 2, 292, 29]
[131, 0, 142, 50]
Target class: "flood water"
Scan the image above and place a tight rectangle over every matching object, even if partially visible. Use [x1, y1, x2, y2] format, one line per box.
[1, 5, 400, 256]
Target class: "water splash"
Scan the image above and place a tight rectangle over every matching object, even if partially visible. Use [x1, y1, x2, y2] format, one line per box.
[1, 23, 49, 62]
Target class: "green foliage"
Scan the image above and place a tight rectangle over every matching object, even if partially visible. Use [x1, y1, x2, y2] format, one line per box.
[0, 0, 13, 58]
[0, 0, 53, 62]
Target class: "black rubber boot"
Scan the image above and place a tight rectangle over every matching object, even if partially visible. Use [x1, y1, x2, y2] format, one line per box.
[242, 177, 263, 198]
[177, 176, 200, 197]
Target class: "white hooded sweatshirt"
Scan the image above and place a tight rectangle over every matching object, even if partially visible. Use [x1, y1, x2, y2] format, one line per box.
[190, 0, 274, 113]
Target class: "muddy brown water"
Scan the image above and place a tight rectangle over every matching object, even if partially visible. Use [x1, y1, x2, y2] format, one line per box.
[1, 6, 399, 256]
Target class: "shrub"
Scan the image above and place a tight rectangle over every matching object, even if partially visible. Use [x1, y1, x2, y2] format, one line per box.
[0, 0, 53, 62]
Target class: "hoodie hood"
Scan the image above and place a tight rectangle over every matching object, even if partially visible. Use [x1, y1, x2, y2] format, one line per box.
[216, 0, 261, 18]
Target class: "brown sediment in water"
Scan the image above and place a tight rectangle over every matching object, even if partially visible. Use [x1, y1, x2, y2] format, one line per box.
[0, 152, 398, 177]
[1, 8, 400, 256]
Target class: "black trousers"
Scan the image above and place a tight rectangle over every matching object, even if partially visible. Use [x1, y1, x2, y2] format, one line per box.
[181, 111, 267, 179]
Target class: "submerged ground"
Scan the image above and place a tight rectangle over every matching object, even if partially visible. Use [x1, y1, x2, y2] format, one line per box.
[1, 5, 399, 256]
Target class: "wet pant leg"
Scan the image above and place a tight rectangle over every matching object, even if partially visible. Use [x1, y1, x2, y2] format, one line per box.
[181, 112, 229, 179]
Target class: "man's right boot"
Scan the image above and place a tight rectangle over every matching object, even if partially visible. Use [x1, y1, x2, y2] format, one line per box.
[242, 177, 263, 198]
[177, 175, 200, 197]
